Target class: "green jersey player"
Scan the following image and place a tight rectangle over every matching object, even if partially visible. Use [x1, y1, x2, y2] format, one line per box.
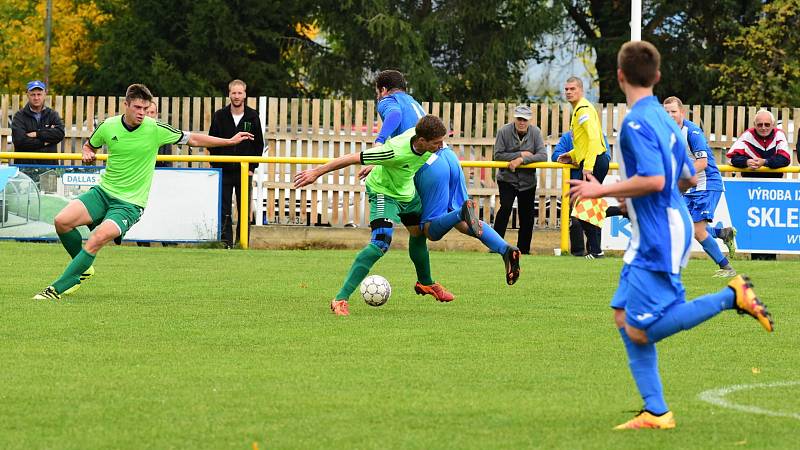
[293, 115, 459, 316]
[33, 84, 254, 299]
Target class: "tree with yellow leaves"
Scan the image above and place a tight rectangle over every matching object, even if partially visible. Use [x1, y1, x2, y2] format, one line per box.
[0, 0, 108, 94]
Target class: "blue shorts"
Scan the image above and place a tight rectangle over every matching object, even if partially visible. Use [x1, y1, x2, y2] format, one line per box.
[610, 264, 686, 329]
[684, 191, 722, 222]
[415, 148, 468, 225]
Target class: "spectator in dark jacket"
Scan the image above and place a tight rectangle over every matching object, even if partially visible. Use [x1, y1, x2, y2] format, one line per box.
[11, 80, 65, 165]
[208, 79, 265, 248]
[492, 105, 547, 254]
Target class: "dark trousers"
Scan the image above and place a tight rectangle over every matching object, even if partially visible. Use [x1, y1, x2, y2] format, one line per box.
[494, 181, 536, 254]
[572, 152, 611, 256]
[221, 175, 252, 247]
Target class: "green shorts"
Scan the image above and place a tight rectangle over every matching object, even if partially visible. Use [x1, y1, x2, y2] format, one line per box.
[78, 186, 144, 240]
[367, 187, 422, 226]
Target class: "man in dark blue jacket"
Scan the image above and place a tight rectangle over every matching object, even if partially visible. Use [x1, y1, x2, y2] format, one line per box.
[11, 80, 65, 166]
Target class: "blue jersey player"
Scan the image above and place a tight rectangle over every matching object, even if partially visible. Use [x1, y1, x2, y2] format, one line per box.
[663, 96, 737, 277]
[367, 70, 521, 285]
[569, 41, 773, 430]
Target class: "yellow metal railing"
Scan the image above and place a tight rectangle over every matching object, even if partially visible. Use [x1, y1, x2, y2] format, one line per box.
[2, 151, 798, 252]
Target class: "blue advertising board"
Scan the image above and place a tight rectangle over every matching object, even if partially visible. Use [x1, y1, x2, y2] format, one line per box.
[725, 178, 800, 254]
[602, 178, 800, 255]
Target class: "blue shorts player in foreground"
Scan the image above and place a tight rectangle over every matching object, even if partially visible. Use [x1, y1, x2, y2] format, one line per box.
[569, 41, 773, 430]
[369, 70, 520, 284]
[663, 96, 737, 277]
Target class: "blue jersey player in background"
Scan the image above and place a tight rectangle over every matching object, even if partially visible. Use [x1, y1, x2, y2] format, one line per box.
[663, 96, 737, 277]
[569, 41, 773, 430]
[365, 70, 521, 285]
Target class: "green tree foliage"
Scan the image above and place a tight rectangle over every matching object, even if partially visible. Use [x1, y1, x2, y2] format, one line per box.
[713, 0, 800, 106]
[307, 0, 561, 101]
[562, 0, 762, 104]
[79, 0, 313, 96]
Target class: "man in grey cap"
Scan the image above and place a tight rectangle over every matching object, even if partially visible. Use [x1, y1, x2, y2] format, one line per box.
[11, 80, 65, 166]
[492, 104, 547, 254]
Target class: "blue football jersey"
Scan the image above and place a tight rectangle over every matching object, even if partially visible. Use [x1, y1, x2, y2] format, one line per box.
[376, 92, 426, 143]
[618, 96, 695, 274]
[681, 119, 723, 193]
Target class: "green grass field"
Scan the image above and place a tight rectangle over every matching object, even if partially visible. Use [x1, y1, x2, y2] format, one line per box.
[1, 241, 797, 449]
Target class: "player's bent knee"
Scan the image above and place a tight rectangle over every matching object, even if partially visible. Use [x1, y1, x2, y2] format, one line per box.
[625, 325, 650, 344]
[53, 213, 70, 234]
[370, 219, 394, 253]
[86, 221, 121, 253]
[84, 236, 106, 254]
[407, 224, 423, 238]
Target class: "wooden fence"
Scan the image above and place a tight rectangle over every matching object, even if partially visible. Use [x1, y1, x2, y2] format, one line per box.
[2, 95, 799, 228]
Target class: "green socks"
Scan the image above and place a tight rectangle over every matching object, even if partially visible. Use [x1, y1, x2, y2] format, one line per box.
[58, 228, 83, 258]
[336, 244, 384, 300]
[53, 249, 96, 294]
[408, 234, 434, 285]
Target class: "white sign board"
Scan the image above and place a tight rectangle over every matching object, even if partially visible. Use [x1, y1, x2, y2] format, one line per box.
[62, 172, 100, 186]
[125, 168, 221, 242]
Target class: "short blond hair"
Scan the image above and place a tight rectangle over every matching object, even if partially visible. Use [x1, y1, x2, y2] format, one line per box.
[228, 79, 247, 92]
[663, 96, 683, 108]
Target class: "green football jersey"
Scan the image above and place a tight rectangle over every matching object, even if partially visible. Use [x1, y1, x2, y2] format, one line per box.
[363, 128, 430, 202]
[88, 115, 185, 207]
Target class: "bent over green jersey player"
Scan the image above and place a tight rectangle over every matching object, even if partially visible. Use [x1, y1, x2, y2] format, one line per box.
[293, 115, 455, 316]
[33, 83, 254, 299]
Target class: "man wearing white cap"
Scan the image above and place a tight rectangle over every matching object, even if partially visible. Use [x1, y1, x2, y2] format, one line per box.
[492, 104, 547, 254]
[11, 80, 65, 166]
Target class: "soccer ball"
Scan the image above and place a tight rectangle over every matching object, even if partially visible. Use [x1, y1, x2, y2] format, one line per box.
[360, 275, 392, 307]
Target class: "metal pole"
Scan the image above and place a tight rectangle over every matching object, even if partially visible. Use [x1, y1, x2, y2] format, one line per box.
[631, 0, 642, 41]
[240, 162, 249, 249]
[560, 167, 571, 254]
[44, 0, 53, 86]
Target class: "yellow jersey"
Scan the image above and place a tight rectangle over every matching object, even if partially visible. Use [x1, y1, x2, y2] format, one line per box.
[567, 97, 606, 171]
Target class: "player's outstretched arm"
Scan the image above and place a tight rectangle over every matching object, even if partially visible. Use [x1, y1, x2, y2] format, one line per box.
[569, 174, 664, 200]
[294, 152, 362, 188]
[189, 131, 254, 148]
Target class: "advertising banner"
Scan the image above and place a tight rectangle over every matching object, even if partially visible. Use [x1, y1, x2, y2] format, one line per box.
[0, 165, 221, 243]
[602, 177, 800, 255]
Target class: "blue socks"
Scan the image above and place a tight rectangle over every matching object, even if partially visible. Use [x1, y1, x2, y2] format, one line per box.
[620, 283, 737, 415]
[619, 328, 668, 415]
[705, 224, 720, 239]
[428, 212, 509, 254]
[645, 288, 735, 343]
[475, 221, 508, 254]
[427, 209, 461, 241]
[700, 234, 729, 267]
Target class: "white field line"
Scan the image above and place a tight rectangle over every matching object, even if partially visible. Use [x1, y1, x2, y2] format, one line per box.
[697, 381, 800, 420]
